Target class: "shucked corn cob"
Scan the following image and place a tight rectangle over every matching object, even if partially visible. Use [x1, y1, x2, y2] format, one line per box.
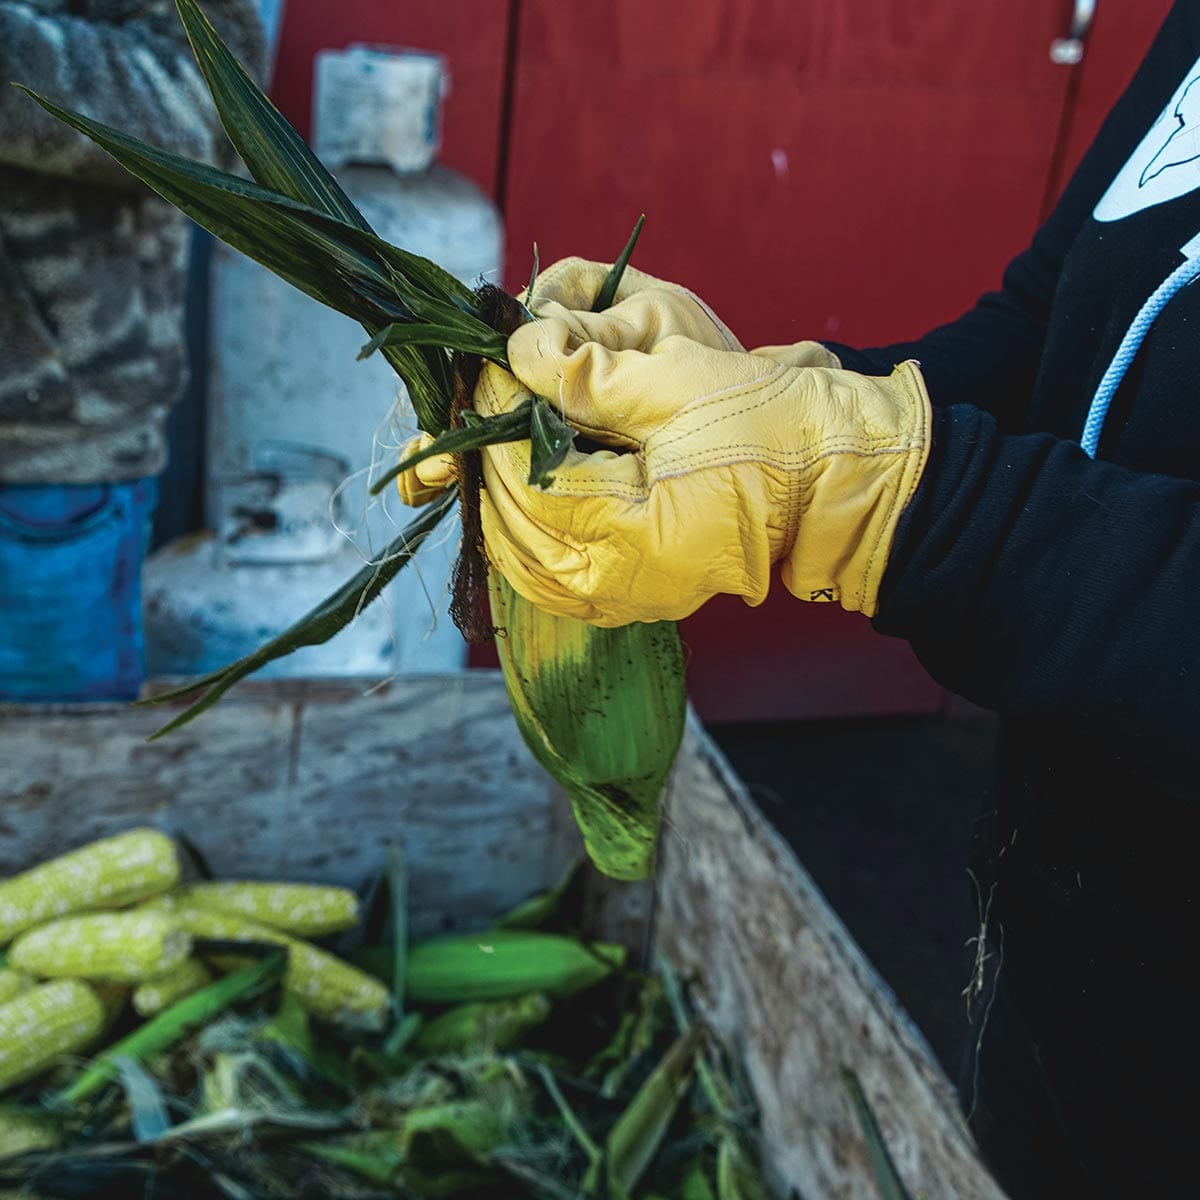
[0, 1107, 60, 1160]
[0, 980, 106, 1092]
[149, 900, 389, 1031]
[0, 829, 180, 945]
[406, 931, 627, 1005]
[176, 881, 360, 937]
[9, 912, 191, 985]
[132, 958, 214, 1017]
[0, 972, 32, 1007]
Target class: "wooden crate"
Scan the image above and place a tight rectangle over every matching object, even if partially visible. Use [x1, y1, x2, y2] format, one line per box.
[0, 674, 1005, 1200]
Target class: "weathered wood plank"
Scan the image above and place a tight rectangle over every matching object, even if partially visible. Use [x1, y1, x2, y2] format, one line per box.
[654, 718, 1007, 1200]
[0, 675, 584, 939]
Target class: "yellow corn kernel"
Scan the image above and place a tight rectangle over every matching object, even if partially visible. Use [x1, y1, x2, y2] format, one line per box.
[0, 829, 180, 945]
[165, 904, 389, 1031]
[9, 912, 190, 984]
[0, 972, 32, 1006]
[0, 980, 105, 1092]
[177, 881, 360, 937]
[132, 959, 213, 1017]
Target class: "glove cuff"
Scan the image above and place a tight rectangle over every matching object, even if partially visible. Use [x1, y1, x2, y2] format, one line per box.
[779, 361, 931, 616]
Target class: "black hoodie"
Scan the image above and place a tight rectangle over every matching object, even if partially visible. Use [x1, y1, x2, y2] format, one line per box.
[830, 2, 1200, 1193]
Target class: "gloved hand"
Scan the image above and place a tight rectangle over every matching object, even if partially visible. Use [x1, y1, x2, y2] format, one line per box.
[399, 260, 928, 627]
[395, 256, 841, 506]
[393, 260, 748, 504]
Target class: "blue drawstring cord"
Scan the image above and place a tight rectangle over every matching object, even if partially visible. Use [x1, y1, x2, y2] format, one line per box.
[1080, 252, 1200, 457]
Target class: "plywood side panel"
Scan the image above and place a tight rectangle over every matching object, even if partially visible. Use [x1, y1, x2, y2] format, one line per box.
[655, 719, 1007, 1199]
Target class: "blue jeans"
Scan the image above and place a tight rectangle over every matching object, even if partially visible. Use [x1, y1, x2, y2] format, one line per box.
[0, 479, 158, 702]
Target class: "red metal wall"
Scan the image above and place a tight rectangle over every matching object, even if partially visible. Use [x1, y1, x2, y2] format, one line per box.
[270, 0, 1172, 722]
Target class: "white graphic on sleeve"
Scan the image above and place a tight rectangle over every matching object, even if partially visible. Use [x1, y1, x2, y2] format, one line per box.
[1140, 79, 1200, 186]
[1095, 53, 1200, 222]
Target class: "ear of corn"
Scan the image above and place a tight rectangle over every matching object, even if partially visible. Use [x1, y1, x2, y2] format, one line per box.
[132, 959, 214, 1017]
[176, 882, 360, 937]
[0, 973, 31, 1007]
[413, 992, 552, 1056]
[406, 930, 625, 1005]
[490, 573, 686, 881]
[8, 912, 191, 984]
[159, 903, 389, 1031]
[0, 980, 106, 1092]
[0, 1107, 61, 1160]
[0, 829, 180, 944]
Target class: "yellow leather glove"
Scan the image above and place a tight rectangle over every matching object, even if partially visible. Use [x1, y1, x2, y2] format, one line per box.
[395, 256, 759, 500]
[395, 257, 839, 497]
[397, 260, 928, 626]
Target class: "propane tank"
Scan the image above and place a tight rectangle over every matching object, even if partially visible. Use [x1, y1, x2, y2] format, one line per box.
[145, 47, 503, 679]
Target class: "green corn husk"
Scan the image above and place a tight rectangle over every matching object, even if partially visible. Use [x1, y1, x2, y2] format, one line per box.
[681, 1159, 719, 1200]
[414, 993, 552, 1057]
[591, 976, 664, 1099]
[58, 951, 285, 1104]
[841, 1068, 916, 1200]
[606, 1025, 705, 1199]
[491, 573, 686, 881]
[18, 0, 689, 886]
[406, 931, 625, 1005]
[494, 858, 584, 932]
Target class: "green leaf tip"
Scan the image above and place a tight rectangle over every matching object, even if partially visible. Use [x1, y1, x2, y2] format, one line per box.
[528, 397, 575, 489]
[593, 214, 647, 313]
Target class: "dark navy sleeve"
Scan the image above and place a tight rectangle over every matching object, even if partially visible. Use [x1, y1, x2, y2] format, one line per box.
[825, 248, 1056, 433]
[874, 404, 1200, 801]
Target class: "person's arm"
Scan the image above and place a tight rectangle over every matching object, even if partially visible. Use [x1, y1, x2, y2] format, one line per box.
[0, 0, 263, 187]
[824, 2, 1182, 432]
[824, 243, 1058, 433]
[875, 404, 1200, 800]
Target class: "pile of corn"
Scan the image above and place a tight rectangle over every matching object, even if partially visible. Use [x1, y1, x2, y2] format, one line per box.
[0, 828, 391, 1083]
[0, 830, 766, 1199]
